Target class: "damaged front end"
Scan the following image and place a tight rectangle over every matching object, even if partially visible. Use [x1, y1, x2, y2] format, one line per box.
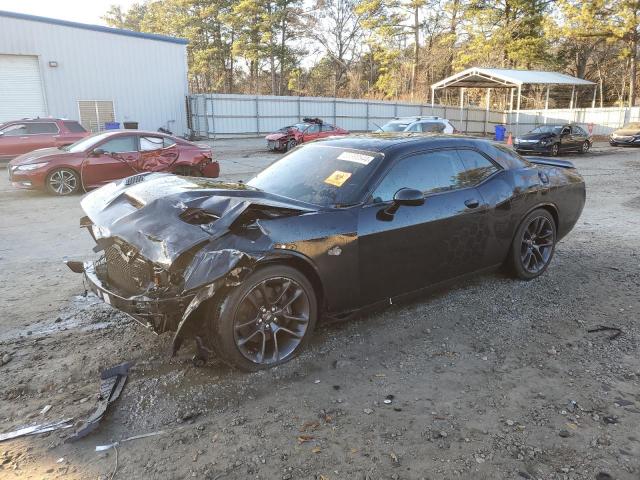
[68, 173, 313, 353]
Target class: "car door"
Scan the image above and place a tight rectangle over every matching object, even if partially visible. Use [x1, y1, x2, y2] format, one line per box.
[357, 148, 494, 305]
[24, 122, 60, 151]
[302, 124, 321, 142]
[319, 124, 336, 138]
[0, 123, 29, 158]
[138, 135, 179, 171]
[570, 126, 588, 149]
[559, 126, 573, 152]
[81, 134, 140, 187]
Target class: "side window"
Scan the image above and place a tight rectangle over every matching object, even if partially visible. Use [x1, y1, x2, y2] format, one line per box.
[140, 136, 164, 151]
[63, 121, 87, 133]
[163, 137, 176, 148]
[421, 122, 445, 133]
[100, 136, 137, 153]
[406, 123, 421, 132]
[321, 124, 334, 132]
[456, 150, 499, 187]
[371, 150, 465, 203]
[306, 124, 320, 134]
[573, 126, 587, 136]
[1, 124, 27, 136]
[561, 126, 571, 135]
[26, 122, 59, 134]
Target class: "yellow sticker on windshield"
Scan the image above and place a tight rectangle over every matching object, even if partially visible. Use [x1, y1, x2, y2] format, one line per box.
[324, 170, 352, 187]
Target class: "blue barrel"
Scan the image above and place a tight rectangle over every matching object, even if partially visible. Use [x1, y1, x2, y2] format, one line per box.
[104, 121, 120, 130]
[494, 124, 506, 141]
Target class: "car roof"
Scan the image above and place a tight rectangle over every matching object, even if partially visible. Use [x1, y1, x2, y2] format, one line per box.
[316, 133, 487, 154]
[3, 118, 75, 123]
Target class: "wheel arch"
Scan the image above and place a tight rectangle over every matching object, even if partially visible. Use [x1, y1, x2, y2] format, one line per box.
[171, 250, 325, 356]
[514, 203, 559, 242]
[255, 252, 325, 314]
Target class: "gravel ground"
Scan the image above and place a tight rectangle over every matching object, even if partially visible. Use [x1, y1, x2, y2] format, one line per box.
[0, 141, 639, 480]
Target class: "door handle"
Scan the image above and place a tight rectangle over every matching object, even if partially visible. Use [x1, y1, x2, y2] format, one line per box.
[464, 199, 480, 209]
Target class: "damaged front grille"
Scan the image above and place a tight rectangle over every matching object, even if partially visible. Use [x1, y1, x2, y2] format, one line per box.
[104, 243, 154, 294]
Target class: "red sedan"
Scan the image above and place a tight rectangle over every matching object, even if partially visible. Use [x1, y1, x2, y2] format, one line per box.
[0, 118, 89, 161]
[265, 118, 349, 152]
[8, 130, 219, 196]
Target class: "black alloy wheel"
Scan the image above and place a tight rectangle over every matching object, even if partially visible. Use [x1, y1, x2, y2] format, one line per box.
[286, 139, 297, 152]
[509, 209, 556, 280]
[550, 143, 559, 156]
[209, 265, 317, 370]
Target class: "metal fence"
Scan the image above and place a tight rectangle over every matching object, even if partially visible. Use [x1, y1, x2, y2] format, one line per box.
[188, 93, 505, 138]
[513, 107, 640, 136]
[188, 93, 640, 138]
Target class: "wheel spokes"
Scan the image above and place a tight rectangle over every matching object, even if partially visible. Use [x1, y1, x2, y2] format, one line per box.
[521, 216, 554, 274]
[233, 276, 310, 365]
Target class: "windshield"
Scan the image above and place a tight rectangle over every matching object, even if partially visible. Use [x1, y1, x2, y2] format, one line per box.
[60, 132, 114, 153]
[247, 144, 383, 207]
[530, 125, 562, 134]
[380, 122, 409, 132]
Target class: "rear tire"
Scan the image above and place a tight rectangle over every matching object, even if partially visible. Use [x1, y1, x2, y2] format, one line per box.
[508, 209, 556, 280]
[208, 265, 318, 371]
[46, 168, 80, 196]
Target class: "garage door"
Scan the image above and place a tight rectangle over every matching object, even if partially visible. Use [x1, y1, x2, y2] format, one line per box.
[0, 55, 47, 122]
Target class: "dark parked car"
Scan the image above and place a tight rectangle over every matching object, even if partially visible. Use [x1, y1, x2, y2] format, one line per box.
[8, 130, 219, 195]
[514, 124, 592, 156]
[609, 122, 640, 146]
[0, 118, 89, 161]
[68, 135, 585, 371]
[265, 118, 348, 152]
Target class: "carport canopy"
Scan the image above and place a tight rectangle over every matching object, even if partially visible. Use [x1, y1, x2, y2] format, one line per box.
[430, 67, 596, 134]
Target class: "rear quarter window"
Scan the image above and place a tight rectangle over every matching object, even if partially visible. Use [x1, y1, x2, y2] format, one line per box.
[487, 143, 529, 169]
[63, 121, 87, 133]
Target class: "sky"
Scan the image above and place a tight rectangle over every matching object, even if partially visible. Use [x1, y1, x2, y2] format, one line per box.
[0, 0, 137, 25]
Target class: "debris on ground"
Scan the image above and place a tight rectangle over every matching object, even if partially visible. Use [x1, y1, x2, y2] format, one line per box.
[67, 362, 131, 442]
[587, 325, 623, 340]
[0, 418, 74, 442]
[95, 429, 169, 452]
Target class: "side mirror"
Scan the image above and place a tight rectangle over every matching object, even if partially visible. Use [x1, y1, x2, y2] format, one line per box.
[92, 148, 106, 156]
[393, 188, 425, 206]
[377, 188, 424, 221]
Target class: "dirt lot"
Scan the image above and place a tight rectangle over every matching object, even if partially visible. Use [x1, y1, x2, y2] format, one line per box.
[0, 140, 639, 480]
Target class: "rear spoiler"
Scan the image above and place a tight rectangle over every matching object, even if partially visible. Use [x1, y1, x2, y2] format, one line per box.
[525, 157, 575, 169]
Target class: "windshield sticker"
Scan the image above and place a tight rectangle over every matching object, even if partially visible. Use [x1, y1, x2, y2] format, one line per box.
[324, 170, 352, 187]
[337, 151, 375, 165]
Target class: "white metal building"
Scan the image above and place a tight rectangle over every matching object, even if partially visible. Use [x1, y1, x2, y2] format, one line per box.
[0, 10, 189, 134]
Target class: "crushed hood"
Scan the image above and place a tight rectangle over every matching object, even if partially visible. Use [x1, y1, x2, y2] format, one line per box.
[266, 132, 289, 141]
[81, 173, 316, 268]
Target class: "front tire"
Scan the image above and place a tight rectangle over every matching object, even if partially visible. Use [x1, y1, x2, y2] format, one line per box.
[285, 139, 297, 152]
[509, 209, 556, 280]
[550, 143, 559, 157]
[209, 265, 318, 371]
[46, 168, 80, 196]
[580, 140, 590, 154]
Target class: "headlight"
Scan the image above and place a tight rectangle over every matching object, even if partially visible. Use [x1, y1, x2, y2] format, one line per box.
[16, 162, 49, 171]
[540, 139, 550, 145]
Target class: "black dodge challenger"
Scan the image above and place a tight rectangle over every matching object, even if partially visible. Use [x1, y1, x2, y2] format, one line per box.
[68, 135, 585, 370]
